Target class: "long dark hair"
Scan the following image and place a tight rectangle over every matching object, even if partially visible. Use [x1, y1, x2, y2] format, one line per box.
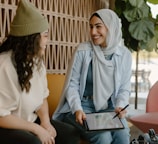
[0, 33, 42, 92]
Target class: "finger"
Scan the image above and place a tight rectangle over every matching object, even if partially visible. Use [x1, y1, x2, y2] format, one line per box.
[82, 113, 86, 119]
[119, 112, 126, 118]
[77, 117, 83, 125]
[121, 109, 127, 114]
[51, 137, 55, 144]
[76, 117, 83, 125]
[75, 114, 81, 122]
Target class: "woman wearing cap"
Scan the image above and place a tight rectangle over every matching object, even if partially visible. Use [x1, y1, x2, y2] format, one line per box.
[53, 9, 132, 144]
[0, 0, 79, 144]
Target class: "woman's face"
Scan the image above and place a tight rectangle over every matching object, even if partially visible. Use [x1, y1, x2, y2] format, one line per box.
[89, 16, 108, 47]
[39, 30, 49, 56]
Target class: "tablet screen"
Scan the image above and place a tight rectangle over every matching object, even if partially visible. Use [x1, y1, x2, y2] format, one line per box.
[84, 112, 124, 131]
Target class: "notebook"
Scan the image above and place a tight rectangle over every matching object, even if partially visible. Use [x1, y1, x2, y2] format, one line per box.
[83, 111, 124, 131]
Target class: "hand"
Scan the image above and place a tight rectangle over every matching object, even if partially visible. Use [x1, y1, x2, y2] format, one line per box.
[75, 110, 86, 125]
[35, 124, 55, 144]
[115, 107, 127, 118]
[40, 122, 57, 138]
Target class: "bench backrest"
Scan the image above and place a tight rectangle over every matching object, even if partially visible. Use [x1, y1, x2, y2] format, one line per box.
[47, 74, 65, 117]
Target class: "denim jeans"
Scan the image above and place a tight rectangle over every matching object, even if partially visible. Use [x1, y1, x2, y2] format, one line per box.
[64, 98, 130, 144]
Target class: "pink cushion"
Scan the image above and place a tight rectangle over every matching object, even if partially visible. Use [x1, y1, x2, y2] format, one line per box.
[129, 112, 158, 133]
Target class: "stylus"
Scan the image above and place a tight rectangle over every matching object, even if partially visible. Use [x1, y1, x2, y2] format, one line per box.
[112, 104, 129, 119]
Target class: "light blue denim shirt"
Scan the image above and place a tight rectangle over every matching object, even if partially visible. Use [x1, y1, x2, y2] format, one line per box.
[53, 41, 132, 120]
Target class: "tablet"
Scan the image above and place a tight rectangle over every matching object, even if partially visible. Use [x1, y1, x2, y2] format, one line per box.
[83, 112, 124, 131]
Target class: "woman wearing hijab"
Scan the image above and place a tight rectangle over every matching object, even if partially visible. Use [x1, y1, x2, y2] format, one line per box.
[53, 9, 132, 144]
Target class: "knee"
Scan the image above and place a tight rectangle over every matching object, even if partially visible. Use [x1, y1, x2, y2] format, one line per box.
[24, 135, 42, 144]
[55, 123, 80, 144]
[89, 132, 112, 144]
[112, 129, 130, 144]
[64, 124, 80, 144]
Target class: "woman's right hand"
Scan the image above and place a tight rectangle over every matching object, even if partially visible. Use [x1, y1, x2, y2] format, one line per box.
[75, 110, 86, 125]
[35, 124, 55, 144]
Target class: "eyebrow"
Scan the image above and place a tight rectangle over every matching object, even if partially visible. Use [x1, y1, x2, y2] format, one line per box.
[89, 22, 104, 26]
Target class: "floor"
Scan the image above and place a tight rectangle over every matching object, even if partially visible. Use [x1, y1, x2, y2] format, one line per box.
[127, 91, 148, 142]
[129, 121, 144, 141]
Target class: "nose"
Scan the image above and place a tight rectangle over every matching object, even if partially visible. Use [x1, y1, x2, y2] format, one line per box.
[90, 27, 97, 36]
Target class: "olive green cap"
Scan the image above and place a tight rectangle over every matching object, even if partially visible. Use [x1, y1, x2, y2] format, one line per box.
[10, 0, 49, 36]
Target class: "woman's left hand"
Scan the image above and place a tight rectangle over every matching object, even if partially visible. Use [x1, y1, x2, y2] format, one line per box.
[40, 122, 57, 138]
[115, 107, 127, 118]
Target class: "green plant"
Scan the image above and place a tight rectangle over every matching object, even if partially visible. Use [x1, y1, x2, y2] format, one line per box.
[114, 0, 158, 109]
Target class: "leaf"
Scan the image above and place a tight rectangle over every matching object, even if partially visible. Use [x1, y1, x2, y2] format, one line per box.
[123, 3, 150, 22]
[139, 37, 157, 51]
[129, 18, 155, 42]
[147, 0, 158, 4]
[146, 37, 157, 51]
[115, 0, 157, 52]
[129, 0, 144, 8]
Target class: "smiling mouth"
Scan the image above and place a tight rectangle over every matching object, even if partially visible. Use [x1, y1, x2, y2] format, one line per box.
[92, 37, 100, 42]
[92, 35, 100, 39]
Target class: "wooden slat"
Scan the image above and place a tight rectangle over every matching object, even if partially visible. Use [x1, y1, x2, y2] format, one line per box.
[0, 0, 109, 74]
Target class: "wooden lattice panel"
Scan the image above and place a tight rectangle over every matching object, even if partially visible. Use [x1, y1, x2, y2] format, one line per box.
[0, 0, 109, 74]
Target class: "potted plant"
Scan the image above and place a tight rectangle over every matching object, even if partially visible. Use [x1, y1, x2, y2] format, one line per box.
[114, 0, 158, 109]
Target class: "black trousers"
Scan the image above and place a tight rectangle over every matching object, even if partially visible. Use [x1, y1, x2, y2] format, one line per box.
[0, 119, 80, 144]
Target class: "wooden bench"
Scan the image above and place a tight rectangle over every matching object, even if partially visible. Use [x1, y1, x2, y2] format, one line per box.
[47, 73, 88, 144]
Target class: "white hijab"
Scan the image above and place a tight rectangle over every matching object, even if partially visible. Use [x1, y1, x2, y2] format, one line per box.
[91, 9, 123, 111]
